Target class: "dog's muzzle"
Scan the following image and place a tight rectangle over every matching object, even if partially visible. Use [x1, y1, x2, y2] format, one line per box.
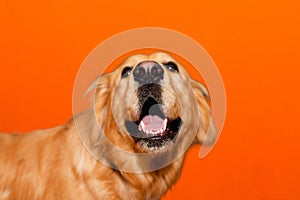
[125, 83, 182, 151]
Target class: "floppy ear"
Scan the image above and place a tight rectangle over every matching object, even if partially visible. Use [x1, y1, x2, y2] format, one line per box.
[93, 73, 115, 123]
[190, 80, 216, 145]
[74, 73, 115, 156]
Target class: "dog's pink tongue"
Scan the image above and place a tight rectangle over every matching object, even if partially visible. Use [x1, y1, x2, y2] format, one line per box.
[141, 115, 164, 130]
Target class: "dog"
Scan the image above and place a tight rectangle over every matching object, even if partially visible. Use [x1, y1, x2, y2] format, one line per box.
[0, 52, 216, 199]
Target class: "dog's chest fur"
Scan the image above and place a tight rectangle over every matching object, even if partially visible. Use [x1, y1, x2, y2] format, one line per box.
[0, 120, 184, 200]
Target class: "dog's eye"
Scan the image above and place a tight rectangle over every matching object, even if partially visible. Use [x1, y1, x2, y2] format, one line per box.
[121, 67, 132, 78]
[164, 61, 179, 72]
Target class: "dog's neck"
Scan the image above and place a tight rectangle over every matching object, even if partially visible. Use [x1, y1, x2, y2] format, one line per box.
[68, 114, 186, 199]
[118, 158, 185, 199]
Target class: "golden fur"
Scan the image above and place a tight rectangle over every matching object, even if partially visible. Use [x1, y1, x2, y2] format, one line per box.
[0, 52, 215, 200]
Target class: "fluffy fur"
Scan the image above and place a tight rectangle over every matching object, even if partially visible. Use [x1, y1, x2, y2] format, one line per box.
[0, 52, 215, 200]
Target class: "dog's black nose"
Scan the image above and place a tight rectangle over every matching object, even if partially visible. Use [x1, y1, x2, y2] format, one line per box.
[133, 61, 164, 84]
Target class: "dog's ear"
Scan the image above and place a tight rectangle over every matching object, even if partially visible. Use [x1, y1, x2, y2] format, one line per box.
[84, 73, 115, 126]
[190, 80, 216, 145]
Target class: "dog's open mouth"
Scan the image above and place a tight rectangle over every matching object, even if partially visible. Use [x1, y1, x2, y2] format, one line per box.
[125, 96, 182, 150]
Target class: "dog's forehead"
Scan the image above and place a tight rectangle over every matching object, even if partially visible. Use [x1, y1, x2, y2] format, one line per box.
[120, 52, 177, 67]
[122, 54, 148, 66]
[149, 52, 176, 63]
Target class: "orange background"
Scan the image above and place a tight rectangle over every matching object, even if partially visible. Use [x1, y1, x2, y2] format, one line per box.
[0, 0, 300, 199]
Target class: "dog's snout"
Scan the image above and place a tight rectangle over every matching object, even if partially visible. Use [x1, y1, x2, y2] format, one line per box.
[133, 61, 164, 84]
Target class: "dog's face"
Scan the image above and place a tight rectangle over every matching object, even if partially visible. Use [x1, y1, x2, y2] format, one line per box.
[94, 52, 215, 154]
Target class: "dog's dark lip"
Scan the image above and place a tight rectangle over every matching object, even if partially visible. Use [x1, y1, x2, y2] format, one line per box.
[136, 118, 181, 140]
[125, 117, 182, 148]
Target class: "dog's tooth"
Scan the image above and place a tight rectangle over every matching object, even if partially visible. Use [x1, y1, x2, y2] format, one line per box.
[159, 128, 163, 134]
[163, 118, 168, 131]
[157, 129, 160, 134]
[140, 121, 146, 132]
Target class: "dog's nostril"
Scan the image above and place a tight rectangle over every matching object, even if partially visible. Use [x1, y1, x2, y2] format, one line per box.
[151, 66, 163, 77]
[133, 61, 164, 84]
[133, 67, 146, 77]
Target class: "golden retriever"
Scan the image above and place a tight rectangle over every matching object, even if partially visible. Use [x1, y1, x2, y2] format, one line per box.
[0, 52, 216, 200]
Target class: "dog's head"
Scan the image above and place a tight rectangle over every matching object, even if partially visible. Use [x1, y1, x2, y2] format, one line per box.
[92, 52, 216, 155]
